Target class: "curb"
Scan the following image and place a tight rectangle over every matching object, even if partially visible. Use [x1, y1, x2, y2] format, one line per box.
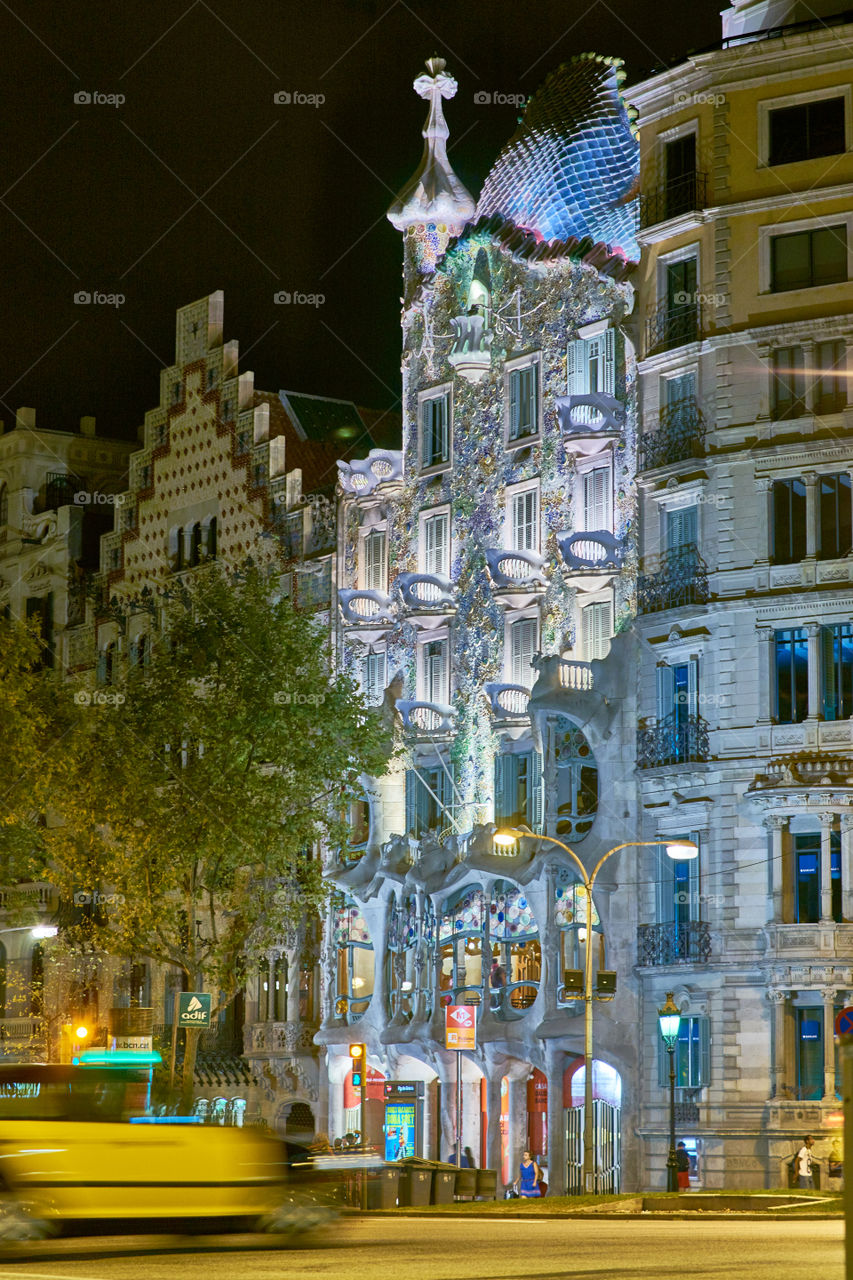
[360, 1209, 844, 1222]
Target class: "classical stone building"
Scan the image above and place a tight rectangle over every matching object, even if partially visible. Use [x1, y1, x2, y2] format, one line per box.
[318, 54, 649, 1192]
[628, 0, 853, 1187]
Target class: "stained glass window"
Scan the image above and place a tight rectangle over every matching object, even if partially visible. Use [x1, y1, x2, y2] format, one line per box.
[489, 887, 537, 941]
[439, 886, 484, 942]
[554, 868, 600, 930]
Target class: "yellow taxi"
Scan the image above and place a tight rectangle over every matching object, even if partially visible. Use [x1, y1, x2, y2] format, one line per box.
[0, 1054, 328, 1241]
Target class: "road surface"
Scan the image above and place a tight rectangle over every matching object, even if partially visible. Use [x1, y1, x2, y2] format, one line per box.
[0, 1215, 843, 1279]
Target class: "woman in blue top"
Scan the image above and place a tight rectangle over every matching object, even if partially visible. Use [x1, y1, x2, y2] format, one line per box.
[514, 1150, 540, 1197]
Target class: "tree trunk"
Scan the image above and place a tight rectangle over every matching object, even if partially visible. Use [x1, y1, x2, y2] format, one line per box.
[181, 1026, 201, 1114]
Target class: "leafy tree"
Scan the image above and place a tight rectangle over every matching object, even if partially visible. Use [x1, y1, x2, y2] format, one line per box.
[48, 560, 391, 1103]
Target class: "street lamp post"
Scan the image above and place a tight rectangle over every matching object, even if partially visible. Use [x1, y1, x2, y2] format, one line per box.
[494, 827, 696, 1195]
[658, 992, 681, 1193]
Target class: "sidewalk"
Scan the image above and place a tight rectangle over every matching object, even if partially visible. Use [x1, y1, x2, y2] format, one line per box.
[366, 1190, 843, 1220]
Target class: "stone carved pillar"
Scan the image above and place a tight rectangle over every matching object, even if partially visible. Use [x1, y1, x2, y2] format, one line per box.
[822, 986, 837, 1099]
[807, 623, 823, 720]
[765, 815, 786, 925]
[754, 476, 773, 566]
[756, 627, 775, 723]
[803, 472, 818, 559]
[767, 988, 788, 1099]
[819, 812, 836, 923]
[841, 814, 853, 922]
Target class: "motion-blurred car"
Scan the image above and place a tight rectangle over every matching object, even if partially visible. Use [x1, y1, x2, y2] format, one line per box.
[0, 1056, 331, 1242]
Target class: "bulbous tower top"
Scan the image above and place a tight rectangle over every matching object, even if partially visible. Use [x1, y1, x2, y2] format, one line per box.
[387, 57, 475, 270]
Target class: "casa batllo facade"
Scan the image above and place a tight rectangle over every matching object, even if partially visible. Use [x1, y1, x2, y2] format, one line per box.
[628, 0, 853, 1189]
[320, 54, 655, 1193]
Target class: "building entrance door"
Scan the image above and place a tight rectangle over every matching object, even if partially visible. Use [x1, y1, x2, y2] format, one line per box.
[564, 1100, 621, 1194]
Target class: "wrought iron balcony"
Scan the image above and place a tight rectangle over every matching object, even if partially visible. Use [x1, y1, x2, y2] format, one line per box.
[637, 920, 712, 965]
[638, 398, 706, 472]
[447, 311, 493, 383]
[395, 699, 456, 733]
[484, 683, 530, 718]
[637, 712, 710, 769]
[646, 300, 703, 357]
[558, 530, 623, 573]
[485, 548, 548, 589]
[337, 449, 403, 496]
[396, 571, 455, 610]
[637, 544, 709, 614]
[338, 588, 395, 625]
[638, 171, 709, 229]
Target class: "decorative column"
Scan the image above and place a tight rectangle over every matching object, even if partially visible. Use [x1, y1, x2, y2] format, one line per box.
[822, 986, 837, 1099]
[545, 1043, 566, 1196]
[803, 341, 817, 414]
[807, 623, 823, 721]
[765, 815, 786, 924]
[539, 867, 560, 1023]
[819, 811, 835, 923]
[803, 472, 818, 559]
[756, 627, 775, 723]
[484, 1068, 503, 1177]
[753, 477, 773, 566]
[841, 814, 853, 922]
[768, 987, 788, 1098]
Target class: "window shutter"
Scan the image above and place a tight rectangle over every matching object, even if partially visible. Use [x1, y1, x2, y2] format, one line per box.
[567, 339, 588, 396]
[657, 664, 675, 719]
[688, 831, 701, 920]
[666, 505, 698, 552]
[437, 395, 448, 462]
[687, 658, 699, 717]
[511, 619, 537, 686]
[405, 770, 417, 835]
[699, 1017, 711, 1086]
[602, 327, 616, 396]
[436, 640, 448, 702]
[512, 491, 537, 551]
[509, 371, 521, 440]
[657, 1036, 668, 1089]
[822, 625, 837, 720]
[365, 531, 386, 591]
[530, 365, 539, 432]
[527, 750, 543, 832]
[584, 468, 610, 532]
[494, 754, 513, 824]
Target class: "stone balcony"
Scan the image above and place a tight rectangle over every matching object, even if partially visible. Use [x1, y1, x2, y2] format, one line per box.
[337, 449, 403, 497]
[557, 530, 624, 592]
[484, 683, 531, 719]
[338, 588, 396, 626]
[555, 392, 625, 456]
[485, 548, 548, 591]
[244, 1019, 319, 1055]
[396, 572, 456, 613]
[395, 699, 456, 734]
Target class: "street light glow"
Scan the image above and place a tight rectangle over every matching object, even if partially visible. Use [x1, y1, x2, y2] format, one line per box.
[493, 831, 516, 848]
[30, 925, 58, 939]
[665, 840, 698, 861]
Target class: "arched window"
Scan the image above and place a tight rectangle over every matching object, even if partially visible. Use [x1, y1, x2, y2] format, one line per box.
[333, 899, 373, 1023]
[206, 517, 217, 560]
[174, 527, 185, 572]
[438, 885, 485, 1007]
[386, 894, 434, 1023]
[548, 716, 598, 838]
[555, 866, 602, 1007]
[488, 880, 540, 1017]
[190, 523, 202, 567]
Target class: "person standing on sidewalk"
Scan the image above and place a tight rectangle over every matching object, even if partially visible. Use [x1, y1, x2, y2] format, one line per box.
[794, 1135, 815, 1188]
[513, 1150, 540, 1198]
[675, 1142, 690, 1192]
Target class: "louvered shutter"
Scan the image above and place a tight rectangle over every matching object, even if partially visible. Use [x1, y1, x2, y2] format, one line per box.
[405, 770, 417, 835]
[822, 625, 838, 720]
[656, 663, 675, 719]
[511, 619, 537, 687]
[584, 468, 610, 532]
[666, 505, 698, 552]
[602, 327, 617, 396]
[527, 750, 543, 832]
[512, 491, 537, 551]
[567, 338, 589, 396]
[699, 1017, 711, 1086]
[365, 531, 386, 591]
[509, 371, 521, 440]
[436, 396, 448, 462]
[687, 658, 699, 717]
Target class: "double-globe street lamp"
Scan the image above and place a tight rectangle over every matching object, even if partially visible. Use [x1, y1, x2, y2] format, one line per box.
[658, 992, 682, 1193]
[494, 827, 697, 1194]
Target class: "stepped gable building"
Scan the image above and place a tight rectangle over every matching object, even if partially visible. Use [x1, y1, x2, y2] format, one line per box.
[628, 0, 853, 1187]
[320, 53, 650, 1191]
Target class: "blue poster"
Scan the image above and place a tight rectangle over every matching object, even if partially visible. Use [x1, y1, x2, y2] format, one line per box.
[384, 1102, 416, 1160]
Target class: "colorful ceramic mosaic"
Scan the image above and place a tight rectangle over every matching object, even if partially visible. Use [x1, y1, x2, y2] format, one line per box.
[490, 887, 538, 941]
[555, 868, 601, 929]
[439, 886, 484, 941]
[333, 903, 371, 947]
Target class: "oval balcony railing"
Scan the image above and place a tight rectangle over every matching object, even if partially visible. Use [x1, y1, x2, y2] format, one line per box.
[558, 660, 595, 691]
[484, 683, 531, 717]
[556, 392, 626, 437]
[638, 397, 706, 472]
[396, 572, 456, 610]
[637, 920, 712, 965]
[338, 588, 395, 624]
[558, 530, 623, 572]
[637, 544, 709, 615]
[636, 712, 710, 769]
[337, 449, 403, 496]
[396, 700, 456, 733]
[485, 548, 548, 589]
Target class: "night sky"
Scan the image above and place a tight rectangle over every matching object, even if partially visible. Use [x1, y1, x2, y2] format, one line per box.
[2, 1, 720, 441]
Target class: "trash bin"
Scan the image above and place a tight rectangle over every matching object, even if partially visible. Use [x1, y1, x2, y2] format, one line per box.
[367, 1165, 401, 1209]
[454, 1167, 477, 1198]
[431, 1163, 457, 1204]
[398, 1163, 433, 1206]
[475, 1168, 498, 1200]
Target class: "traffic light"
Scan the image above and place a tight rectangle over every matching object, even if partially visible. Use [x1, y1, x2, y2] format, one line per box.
[349, 1043, 365, 1089]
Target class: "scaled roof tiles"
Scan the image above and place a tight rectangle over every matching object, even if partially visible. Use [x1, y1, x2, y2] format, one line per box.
[477, 54, 640, 262]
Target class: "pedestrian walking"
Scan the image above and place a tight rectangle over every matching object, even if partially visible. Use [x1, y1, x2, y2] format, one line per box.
[794, 1134, 815, 1188]
[464, 1145, 476, 1169]
[513, 1149, 540, 1198]
[675, 1141, 690, 1192]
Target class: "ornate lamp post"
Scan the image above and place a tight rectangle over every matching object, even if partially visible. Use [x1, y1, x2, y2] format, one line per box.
[658, 992, 682, 1192]
[494, 827, 696, 1194]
